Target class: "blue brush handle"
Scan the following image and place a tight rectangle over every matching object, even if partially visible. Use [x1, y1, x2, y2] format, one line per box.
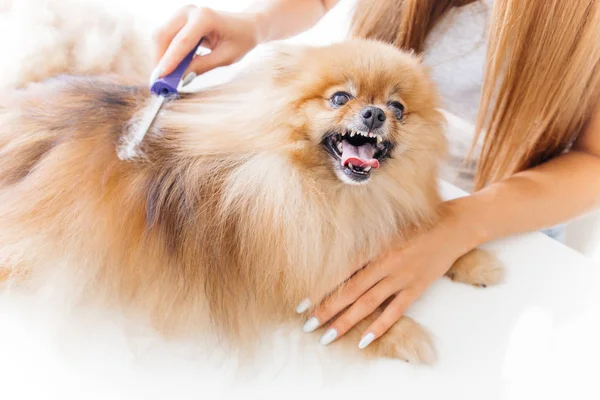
[150, 38, 203, 97]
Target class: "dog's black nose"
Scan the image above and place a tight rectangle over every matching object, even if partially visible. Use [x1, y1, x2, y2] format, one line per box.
[360, 106, 386, 130]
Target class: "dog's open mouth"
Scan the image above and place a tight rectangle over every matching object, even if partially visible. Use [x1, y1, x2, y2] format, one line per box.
[323, 129, 393, 183]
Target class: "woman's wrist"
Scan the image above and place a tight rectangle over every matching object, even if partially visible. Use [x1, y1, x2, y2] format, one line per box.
[245, 0, 332, 45]
[244, 11, 270, 44]
[435, 195, 492, 258]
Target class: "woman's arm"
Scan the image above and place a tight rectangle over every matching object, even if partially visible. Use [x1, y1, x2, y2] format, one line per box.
[153, 0, 339, 78]
[452, 100, 600, 250]
[248, 0, 340, 43]
[302, 99, 600, 349]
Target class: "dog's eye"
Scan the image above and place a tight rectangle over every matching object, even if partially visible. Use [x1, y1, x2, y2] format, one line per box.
[388, 101, 405, 120]
[330, 92, 352, 107]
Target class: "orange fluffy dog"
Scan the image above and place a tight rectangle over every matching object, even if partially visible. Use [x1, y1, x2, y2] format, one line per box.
[0, 3, 502, 364]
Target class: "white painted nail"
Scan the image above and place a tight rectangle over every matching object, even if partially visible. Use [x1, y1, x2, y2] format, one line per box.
[149, 65, 163, 86]
[358, 332, 375, 350]
[296, 298, 311, 314]
[181, 72, 197, 87]
[302, 317, 320, 333]
[319, 328, 338, 346]
[196, 46, 212, 57]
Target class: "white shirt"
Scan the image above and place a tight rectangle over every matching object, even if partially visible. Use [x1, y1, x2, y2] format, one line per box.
[422, 0, 494, 192]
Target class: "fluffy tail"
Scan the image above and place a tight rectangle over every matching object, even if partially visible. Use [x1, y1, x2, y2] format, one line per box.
[0, 0, 153, 90]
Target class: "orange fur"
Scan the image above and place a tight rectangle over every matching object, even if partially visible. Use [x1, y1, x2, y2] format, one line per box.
[0, 3, 503, 363]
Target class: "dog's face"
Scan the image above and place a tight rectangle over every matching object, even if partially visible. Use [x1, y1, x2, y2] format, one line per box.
[272, 40, 444, 186]
[319, 82, 403, 185]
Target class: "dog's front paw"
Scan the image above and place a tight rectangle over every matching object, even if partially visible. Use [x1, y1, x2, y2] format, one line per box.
[446, 248, 504, 288]
[361, 316, 436, 364]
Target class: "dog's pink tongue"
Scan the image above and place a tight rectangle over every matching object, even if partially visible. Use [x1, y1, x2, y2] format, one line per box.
[341, 141, 380, 169]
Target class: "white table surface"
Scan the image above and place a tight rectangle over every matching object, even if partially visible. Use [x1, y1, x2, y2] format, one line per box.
[3, 1, 600, 399]
[1, 180, 599, 400]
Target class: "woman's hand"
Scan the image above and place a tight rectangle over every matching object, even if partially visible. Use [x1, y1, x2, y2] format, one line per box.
[151, 5, 260, 84]
[299, 209, 475, 349]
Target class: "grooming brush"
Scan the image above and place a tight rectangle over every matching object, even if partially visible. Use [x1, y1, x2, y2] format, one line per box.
[117, 39, 204, 160]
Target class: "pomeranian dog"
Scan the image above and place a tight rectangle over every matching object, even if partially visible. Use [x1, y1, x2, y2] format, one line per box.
[0, 0, 502, 363]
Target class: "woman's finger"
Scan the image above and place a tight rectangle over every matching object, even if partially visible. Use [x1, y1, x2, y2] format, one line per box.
[152, 5, 191, 64]
[158, 8, 215, 77]
[316, 278, 400, 346]
[184, 46, 234, 77]
[300, 263, 386, 334]
[357, 288, 420, 350]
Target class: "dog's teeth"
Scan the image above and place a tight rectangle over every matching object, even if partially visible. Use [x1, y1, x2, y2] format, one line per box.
[377, 135, 383, 143]
[342, 131, 347, 137]
[364, 166, 371, 172]
[337, 142, 343, 153]
[350, 130, 356, 137]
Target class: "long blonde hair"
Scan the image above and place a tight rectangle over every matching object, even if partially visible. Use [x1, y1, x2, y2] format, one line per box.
[351, 0, 600, 189]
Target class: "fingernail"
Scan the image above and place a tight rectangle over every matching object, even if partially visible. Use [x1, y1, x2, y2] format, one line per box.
[197, 46, 212, 57]
[319, 328, 338, 346]
[295, 298, 311, 314]
[149, 65, 163, 86]
[181, 72, 197, 87]
[358, 332, 375, 350]
[302, 317, 319, 333]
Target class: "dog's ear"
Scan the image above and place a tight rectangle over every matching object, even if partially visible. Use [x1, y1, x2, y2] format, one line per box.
[269, 43, 309, 59]
[265, 43, 311, 83]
